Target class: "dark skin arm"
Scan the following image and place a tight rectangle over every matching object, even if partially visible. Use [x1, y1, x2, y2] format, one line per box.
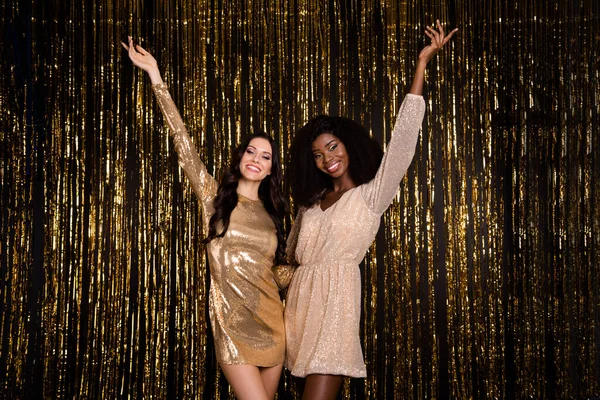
[410, 20, 458, 95]
[319, 21, 457, 212]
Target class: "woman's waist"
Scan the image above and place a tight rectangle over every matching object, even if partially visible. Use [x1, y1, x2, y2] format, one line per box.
[295, 259, 358, 270]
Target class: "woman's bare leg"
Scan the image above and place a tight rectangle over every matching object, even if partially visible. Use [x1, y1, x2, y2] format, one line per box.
[301, 374, 343, 400]
[259, 364, 283, 399]
[220, 364, 270, 400]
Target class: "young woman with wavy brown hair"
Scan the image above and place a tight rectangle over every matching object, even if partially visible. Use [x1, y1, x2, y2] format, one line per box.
[122, 38, 290, 400]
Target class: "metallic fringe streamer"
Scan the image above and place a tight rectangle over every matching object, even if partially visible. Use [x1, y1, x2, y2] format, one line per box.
[0, 0, 599, 398]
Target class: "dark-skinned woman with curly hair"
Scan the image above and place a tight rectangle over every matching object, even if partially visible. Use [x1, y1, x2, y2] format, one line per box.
[284, 21, 458, 399]
[121, 38, 292, 400]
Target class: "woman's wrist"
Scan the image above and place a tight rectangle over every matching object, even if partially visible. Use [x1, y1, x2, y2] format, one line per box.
[416, 57, 430, 71]
[147, 68, 163, 85]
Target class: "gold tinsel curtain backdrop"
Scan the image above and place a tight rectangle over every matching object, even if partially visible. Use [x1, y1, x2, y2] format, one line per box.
[1, 0, 599, 398]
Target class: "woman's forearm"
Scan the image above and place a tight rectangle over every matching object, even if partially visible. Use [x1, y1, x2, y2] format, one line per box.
[409, 59, 428, 95]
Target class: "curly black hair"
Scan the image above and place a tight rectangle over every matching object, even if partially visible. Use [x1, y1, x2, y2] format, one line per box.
[204, 132, 289, 265]
[289, 115, 384, 209]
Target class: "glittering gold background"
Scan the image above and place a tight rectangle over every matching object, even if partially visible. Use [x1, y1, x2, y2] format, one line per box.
[1, 0, 599, 399]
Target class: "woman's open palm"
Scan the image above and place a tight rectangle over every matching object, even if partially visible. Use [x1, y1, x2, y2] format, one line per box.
[121, 36, 162, 84]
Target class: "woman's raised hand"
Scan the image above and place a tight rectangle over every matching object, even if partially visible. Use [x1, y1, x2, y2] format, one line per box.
[409, 20, 458, 95]
[418, 20, 458, 65]
[121, 36, 163, 84]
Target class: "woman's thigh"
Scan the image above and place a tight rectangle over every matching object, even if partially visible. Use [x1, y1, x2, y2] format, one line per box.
[220, 364, 270, 400]
[259, 364, 283, 399]
[301, 374, 343, 400]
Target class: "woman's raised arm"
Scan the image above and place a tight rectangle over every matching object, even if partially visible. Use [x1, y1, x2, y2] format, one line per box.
[122, 37, 218, 224]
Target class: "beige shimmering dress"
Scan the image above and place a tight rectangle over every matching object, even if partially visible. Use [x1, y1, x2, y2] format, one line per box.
[152, 84, 285, 366]
[284, 94, 426, 377]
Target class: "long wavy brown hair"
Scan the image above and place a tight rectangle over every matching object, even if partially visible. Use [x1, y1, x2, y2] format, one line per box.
[204, 133, 288, 265]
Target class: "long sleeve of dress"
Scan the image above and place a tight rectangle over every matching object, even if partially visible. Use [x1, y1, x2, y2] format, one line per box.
[285, 209, 304, 264]
[272, 209, 304, 289]
[152, 84, 218, 227]
[361, 93, 426, 214]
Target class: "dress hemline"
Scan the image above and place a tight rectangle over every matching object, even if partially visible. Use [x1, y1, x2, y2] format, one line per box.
[286, 365, 367, 379]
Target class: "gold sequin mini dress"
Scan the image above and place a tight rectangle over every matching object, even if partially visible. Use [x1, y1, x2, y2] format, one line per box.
[152, 84, 285, 366]
[284, 94, 426, 377]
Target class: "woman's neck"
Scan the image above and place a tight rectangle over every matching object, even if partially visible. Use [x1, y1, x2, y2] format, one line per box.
[236, 179, 261, 200]
[331, 175, 356, 193]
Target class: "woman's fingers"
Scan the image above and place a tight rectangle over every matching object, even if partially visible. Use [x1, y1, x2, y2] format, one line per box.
[436, 20, 445, 38]
[443, 28, 459, 45]
[426, 26, 443, 47]
[127, 37, 138, 58]
[425, 21, 458, 50]
[122, 37, 152, 62]
[425, 26, 438, 39]
[135, 44, 149, 55]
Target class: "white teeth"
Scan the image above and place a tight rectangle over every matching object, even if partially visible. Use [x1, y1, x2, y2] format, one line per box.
[247, 165, 261, 172]
[327, 161, 340, 172]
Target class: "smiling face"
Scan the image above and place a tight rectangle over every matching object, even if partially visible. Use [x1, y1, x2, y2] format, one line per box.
[311, 133, 351, 181]
[239, 137, 273, 183]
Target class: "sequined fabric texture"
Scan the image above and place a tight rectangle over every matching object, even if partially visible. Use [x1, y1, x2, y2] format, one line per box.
[153, 84, 285, 366]
[284, 94, 426, 377]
